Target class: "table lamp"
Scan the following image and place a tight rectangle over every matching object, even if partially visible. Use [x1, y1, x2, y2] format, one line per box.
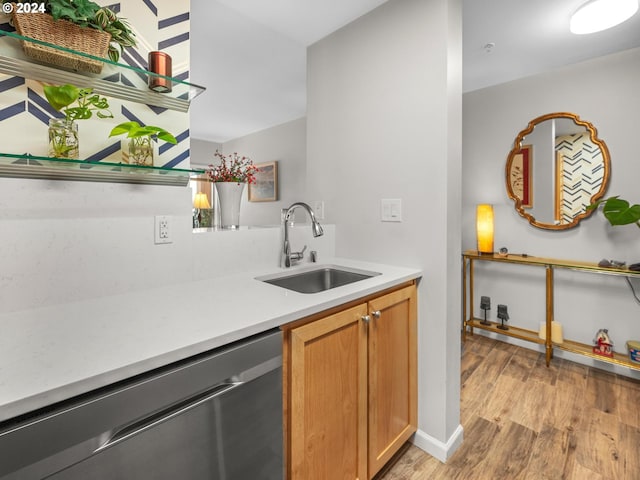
[193, 192, 210, 227]
[476, 204, 494, 254]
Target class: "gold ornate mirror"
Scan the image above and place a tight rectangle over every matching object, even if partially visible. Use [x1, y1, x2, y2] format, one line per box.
[505, 112, 610, 230]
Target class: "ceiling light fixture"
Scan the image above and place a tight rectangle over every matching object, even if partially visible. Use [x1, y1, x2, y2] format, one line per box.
[570, 0, 639, 34]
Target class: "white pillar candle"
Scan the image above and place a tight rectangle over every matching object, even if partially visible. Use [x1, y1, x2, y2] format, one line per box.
[538, 321, 563, 344]
[538, 322, 546, 340]
[551, 321, 564, 344]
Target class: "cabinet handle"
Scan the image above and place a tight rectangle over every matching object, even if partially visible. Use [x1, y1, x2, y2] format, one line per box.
[361, 315, 371, 323]
[371, 310, 381, 319]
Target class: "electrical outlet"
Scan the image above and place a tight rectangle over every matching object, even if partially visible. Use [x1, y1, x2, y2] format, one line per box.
[154, 215, 172, 244]
[313, 200, 325, 220]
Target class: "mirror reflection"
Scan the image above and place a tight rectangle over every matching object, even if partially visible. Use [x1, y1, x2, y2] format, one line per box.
[505, 112, 610, 230]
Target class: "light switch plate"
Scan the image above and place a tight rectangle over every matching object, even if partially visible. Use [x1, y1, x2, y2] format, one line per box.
[381, 199, 402, 222]
[312, 200, 325, 220]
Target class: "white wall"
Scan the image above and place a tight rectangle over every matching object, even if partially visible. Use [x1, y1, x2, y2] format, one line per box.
[223, 117, 307, 226]
[0, 180, 193, 313]
[0, 176, 339, 314]
[190, 138, 223, 167]
[463, 47, 640, 377]
[306, 0, 463, 460]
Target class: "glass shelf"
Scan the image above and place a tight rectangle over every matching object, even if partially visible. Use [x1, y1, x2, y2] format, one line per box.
[0, 30, 206, 112]
[0, 153, 205, 187]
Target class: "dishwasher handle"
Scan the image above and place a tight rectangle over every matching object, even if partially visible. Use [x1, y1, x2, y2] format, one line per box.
[94, 353, 283, 454]
[95, 381, 242, 453]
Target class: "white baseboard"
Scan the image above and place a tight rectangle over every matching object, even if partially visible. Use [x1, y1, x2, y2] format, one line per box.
[411, 424, 464, 462]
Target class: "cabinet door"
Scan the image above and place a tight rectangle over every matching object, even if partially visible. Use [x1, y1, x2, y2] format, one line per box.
[289, 303, 369, 480]
[367, 285, 418, 478]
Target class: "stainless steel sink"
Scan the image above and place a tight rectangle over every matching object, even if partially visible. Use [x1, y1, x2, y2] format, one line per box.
[256, 265, 381, 294]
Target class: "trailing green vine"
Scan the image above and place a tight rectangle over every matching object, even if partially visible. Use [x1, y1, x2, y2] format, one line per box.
[45, 0, 137, 62]
[43, 84, 112, 121]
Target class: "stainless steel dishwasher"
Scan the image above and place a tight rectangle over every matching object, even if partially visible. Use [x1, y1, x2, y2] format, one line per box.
[0, 328, 283, 480]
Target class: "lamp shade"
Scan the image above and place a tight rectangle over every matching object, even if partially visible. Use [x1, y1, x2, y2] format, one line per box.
[476, 204, 494, 254]
[570, 0, 638, 34]
[193, 192, 211, 209]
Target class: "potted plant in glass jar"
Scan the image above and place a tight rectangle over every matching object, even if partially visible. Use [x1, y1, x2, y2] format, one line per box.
[43, 83, 112, 159]
[108, 121, 177, 166]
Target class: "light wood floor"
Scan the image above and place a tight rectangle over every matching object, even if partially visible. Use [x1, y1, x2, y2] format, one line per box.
[376, 334, 640, 480]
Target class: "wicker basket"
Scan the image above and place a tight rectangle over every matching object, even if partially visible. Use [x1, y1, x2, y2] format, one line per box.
[12, 8, 111, 74]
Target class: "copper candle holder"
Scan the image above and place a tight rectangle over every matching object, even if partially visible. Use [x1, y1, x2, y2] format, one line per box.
[148, 51, 172, 93]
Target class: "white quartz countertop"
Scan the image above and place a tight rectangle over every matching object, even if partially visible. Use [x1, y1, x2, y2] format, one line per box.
[0, 258, 421, 423]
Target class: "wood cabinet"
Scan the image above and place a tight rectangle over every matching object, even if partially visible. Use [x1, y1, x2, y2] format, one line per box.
[288, 302, 369, 480]
[283, 283, 417, 480]
[367, 286, 418, 476]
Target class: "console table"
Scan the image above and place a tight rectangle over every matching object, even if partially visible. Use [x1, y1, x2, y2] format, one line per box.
[462, 250, 640, 370]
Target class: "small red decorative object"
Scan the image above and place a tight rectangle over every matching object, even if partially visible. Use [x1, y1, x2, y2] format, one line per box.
[593, 329, 614, 358]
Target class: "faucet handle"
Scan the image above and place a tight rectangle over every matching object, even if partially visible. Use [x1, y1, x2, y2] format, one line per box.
[290, 245, 307, 262]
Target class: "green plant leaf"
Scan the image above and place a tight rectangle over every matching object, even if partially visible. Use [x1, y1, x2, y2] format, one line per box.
[109, 121, 138, 137]
[50, 4, 76, 21]
[156, 131, 178, 144]
[602, 197, 640, 226]
[49, 0, 100, 22]
[65, 107, 91, 120]
[70, 0, 100, 19]
[107, 47, 120, 63]
[47, 0, 136, 53]
[108, 122, 177, 143]
[585, 198, 604, 211]
[87, 95, 109, 109]
[43, 84, 79, 111]
[139, 126, 177, 144]
[93, 8, 109, 28]
[132, 126, 158, 137]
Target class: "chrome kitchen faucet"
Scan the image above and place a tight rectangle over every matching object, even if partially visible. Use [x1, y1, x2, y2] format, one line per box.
[281, 202, 323, 268]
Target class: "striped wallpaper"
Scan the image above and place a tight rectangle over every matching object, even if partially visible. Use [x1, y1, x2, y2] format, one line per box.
[556, 132, 604, 224]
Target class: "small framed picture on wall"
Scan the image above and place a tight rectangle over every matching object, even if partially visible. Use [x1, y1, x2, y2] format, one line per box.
[249, 161, 278, 202]
[509, 144, 533, 208]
